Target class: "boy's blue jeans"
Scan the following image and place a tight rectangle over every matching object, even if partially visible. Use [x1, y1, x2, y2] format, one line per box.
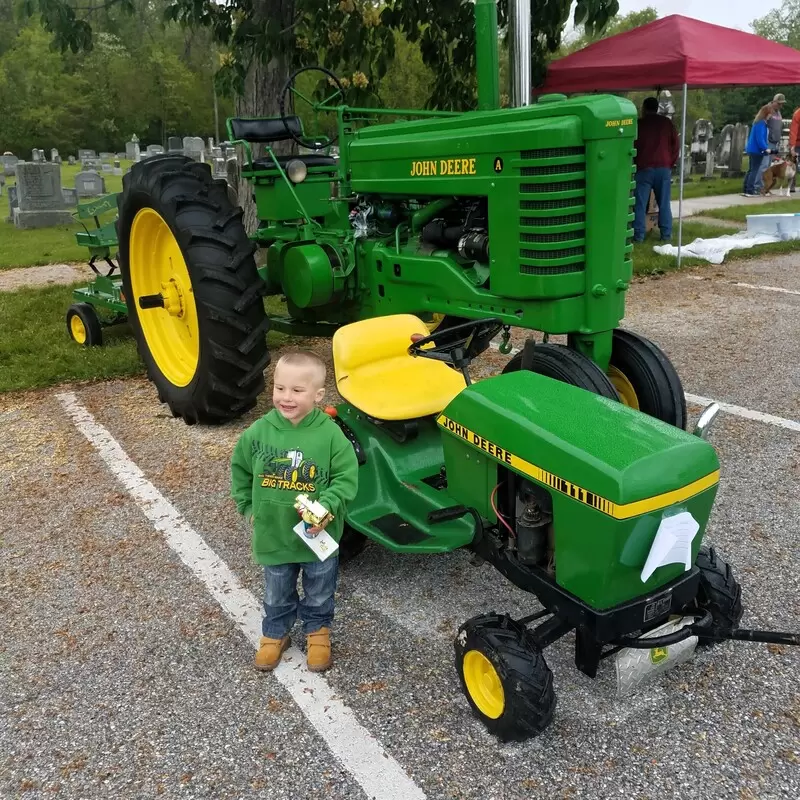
[262, 556, 339, 639]
[633, 167, 673, 241]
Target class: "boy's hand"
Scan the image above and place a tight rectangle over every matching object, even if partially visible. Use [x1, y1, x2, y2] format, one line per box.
[305, 525, 323, 536]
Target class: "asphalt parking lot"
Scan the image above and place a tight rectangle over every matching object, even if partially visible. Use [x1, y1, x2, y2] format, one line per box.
[2, 253, 799, 799]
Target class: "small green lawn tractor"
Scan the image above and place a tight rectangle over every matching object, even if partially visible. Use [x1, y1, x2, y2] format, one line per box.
[327, 313, 798, 741]
[65, 193, 127, 347]
[66, 0, 686, 430]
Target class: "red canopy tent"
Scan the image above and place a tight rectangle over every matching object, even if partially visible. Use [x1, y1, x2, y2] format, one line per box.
[539, 15, 800, 261]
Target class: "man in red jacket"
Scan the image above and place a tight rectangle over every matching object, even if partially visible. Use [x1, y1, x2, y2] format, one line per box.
[633, 96, 680, 242]
[789, 104, 800, 193]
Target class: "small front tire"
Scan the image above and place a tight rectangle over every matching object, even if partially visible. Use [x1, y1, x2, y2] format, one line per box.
[66, 303, 103, 347]
[695, 546, 743, 645]
[455, 613, 556, 741]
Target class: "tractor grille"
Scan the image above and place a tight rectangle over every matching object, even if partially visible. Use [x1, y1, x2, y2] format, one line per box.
[518, 147, 586, 274]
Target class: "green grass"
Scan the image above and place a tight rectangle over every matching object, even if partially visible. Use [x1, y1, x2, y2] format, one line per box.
[670, 176, 742, 200]
[0, 285, 292, 394]
[703, 197, 800, 224]
[1, 160, 130, 270]
[631, 220, 800, 274]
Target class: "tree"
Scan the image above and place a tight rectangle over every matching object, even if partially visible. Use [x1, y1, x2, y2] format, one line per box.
[752, 0, 800, 47]
[559, 6, 657, 55]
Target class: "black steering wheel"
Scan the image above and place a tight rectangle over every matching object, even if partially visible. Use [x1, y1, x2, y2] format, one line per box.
[408, 318, 505, 374]
[279, 66, 345, 150]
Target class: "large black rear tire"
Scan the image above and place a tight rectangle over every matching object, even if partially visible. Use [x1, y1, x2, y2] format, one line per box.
[502, 342, 620, 400]
[455, 613, 556, 742]
[117, 154, 269, 425]
[608, 328, 687, 429]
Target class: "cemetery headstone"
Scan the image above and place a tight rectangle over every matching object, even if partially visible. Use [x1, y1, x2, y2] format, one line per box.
[715, 124, 734, 170]
[51, 148, 61, 165]
[102, 163, 113, 173]
[729, 123, 749, 175]
[126, 137, 140, 161]
[113, 159, 123, 176]
[146, 144, 165, 158]
[2, 152, 18, 177]
[78, 149, 96, 162]
[13, 162, 73, 229]
[100, 152, 114, 162]
[32, 149, 41, 162]
[62, 187, 78, 206]
[6, 185, 18, 223]
[183, 136, 205, 161]
[168, 136, 183, 152]
[658, 90, 675, 120]
[75, 170, 107, 198]
[212, 157, 227, 179]
[68, 155, 76, 166]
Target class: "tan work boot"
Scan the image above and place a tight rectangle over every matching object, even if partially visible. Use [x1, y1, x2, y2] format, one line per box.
[254, 635, 290, 671]
[306, 627, 332, 672]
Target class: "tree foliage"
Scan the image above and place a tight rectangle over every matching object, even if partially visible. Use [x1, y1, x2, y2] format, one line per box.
[20, 0, 621, 113]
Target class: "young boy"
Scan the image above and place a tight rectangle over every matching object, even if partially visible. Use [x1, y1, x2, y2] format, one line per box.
[231, 350, 359, 672]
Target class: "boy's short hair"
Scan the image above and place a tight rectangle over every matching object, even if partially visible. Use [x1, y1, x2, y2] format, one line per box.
[274, 350, 327, 387]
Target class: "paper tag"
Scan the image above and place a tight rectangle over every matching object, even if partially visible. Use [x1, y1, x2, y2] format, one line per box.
[640, 511, 700, 582]
[293, 520, 339, 562]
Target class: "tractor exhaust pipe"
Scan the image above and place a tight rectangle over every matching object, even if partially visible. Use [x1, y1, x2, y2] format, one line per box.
[509, 0, 531, 106]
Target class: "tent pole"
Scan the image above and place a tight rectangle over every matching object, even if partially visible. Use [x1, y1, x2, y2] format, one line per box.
[678, 82, 687, 266]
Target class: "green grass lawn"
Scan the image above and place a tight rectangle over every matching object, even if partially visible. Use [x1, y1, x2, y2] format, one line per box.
[1, 160, 130, 270]
[703, 197, 800, 224]
[0, 286, 292, 394]
[631, 220, 800, 274]
[671, 176, 742, 200]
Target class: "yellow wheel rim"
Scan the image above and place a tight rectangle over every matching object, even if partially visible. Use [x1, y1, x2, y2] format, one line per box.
[129, 208, 200, 387]
[608, 365, 640, 410]
[70, 314, 87, 344]
[463, 650, 504, 719]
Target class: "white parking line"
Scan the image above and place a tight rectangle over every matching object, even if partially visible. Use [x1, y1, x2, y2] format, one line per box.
[489, 340, 800, 433]
[688, 275, 800, 296]
[57, 391, 426, 800]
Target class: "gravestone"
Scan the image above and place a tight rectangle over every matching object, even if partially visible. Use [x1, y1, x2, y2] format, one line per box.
[126, 135, 140, 162]
[31, 149, 41, 162]
[183, 136, 205, 161]
[78, 149, 96, 162]
[168, 136, 182, 152]
[2, 152, 18, 177]
[102, 163, 113, 173]
[13, 162, 73, 229]
[113, 159, 123, 176]
[658, 90, 675, 120]
[690, 120, 713, 165]
[68, 155, 76, 166]
[100, 152, 114, 162]
[729, 123, 749, 176]
[212, 157, 227, 179]
[715, 124, 734, 170]
[51, 148, 62, 165]
[146, 144, 164, 158]
[6, 185, 18, 223]
[75, 170, 107, 198]
[62, 187, 78, 206]
[82, 156, 100, 171]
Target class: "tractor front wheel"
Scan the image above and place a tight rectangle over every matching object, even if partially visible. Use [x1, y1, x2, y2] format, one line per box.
[66, 303, 103, 347]
[695, 546, 743, 646]
[338, 524, 368, 563]
[502, 342, 620, 400]
[117, 154, 270, 425]
[454, 613, 556, 742]
[607, 329, 687, 429]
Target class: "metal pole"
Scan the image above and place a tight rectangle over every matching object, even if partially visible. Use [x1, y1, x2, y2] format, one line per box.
[509, 0, 532, 107]
[678, 82, 687, 266]
[475, 0, 500, 110]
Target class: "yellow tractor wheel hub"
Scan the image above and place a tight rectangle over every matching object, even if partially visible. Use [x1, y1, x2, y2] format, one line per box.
[70, 314, 87, 344]
[463, 650, 505, 719]
[129, 208, 200, 387]
[608, 365, 640, 410]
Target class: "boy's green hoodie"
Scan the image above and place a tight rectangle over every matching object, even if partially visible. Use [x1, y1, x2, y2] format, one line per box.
[230, 407, 359, 565]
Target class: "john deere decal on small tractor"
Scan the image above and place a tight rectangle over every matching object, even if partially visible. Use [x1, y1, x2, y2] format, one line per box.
[63, 0, 798, 739]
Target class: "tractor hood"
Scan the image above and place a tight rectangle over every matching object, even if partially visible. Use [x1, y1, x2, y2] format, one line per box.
[439, 370, 719, 519]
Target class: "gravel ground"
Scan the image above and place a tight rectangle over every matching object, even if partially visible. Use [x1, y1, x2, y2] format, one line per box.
[0, 263, 93, 292]
[2, 257, 799, 799]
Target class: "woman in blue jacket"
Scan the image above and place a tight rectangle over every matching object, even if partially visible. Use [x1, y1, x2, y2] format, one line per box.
[744, 105, 775, 196]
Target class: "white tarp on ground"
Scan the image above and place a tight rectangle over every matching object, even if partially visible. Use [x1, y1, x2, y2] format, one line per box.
[653, 231, 791, 264]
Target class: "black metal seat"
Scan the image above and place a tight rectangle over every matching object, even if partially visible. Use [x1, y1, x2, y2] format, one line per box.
[229, 115, 337, 171]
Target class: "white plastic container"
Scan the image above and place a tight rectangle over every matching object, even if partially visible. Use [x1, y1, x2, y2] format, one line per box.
[746, 213, 800, 239]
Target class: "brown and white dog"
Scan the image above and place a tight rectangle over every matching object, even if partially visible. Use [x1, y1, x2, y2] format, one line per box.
[761, 151, 798, 196]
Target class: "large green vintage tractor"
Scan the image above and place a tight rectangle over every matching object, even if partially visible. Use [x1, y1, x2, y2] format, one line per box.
[67, 0, 685, 428]
[324, 313, 797, 741]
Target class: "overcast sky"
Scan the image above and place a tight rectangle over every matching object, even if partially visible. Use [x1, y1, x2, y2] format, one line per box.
[612, 0, 782, 33]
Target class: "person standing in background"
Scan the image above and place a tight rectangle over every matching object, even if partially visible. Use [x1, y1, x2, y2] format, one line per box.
[759, 94, 786, 194]
[789, 103, 800, 193]
[632, 96, 679, 243]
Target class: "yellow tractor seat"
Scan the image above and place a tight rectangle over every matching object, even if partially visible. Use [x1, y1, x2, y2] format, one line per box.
[333, 315, 467, 421]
